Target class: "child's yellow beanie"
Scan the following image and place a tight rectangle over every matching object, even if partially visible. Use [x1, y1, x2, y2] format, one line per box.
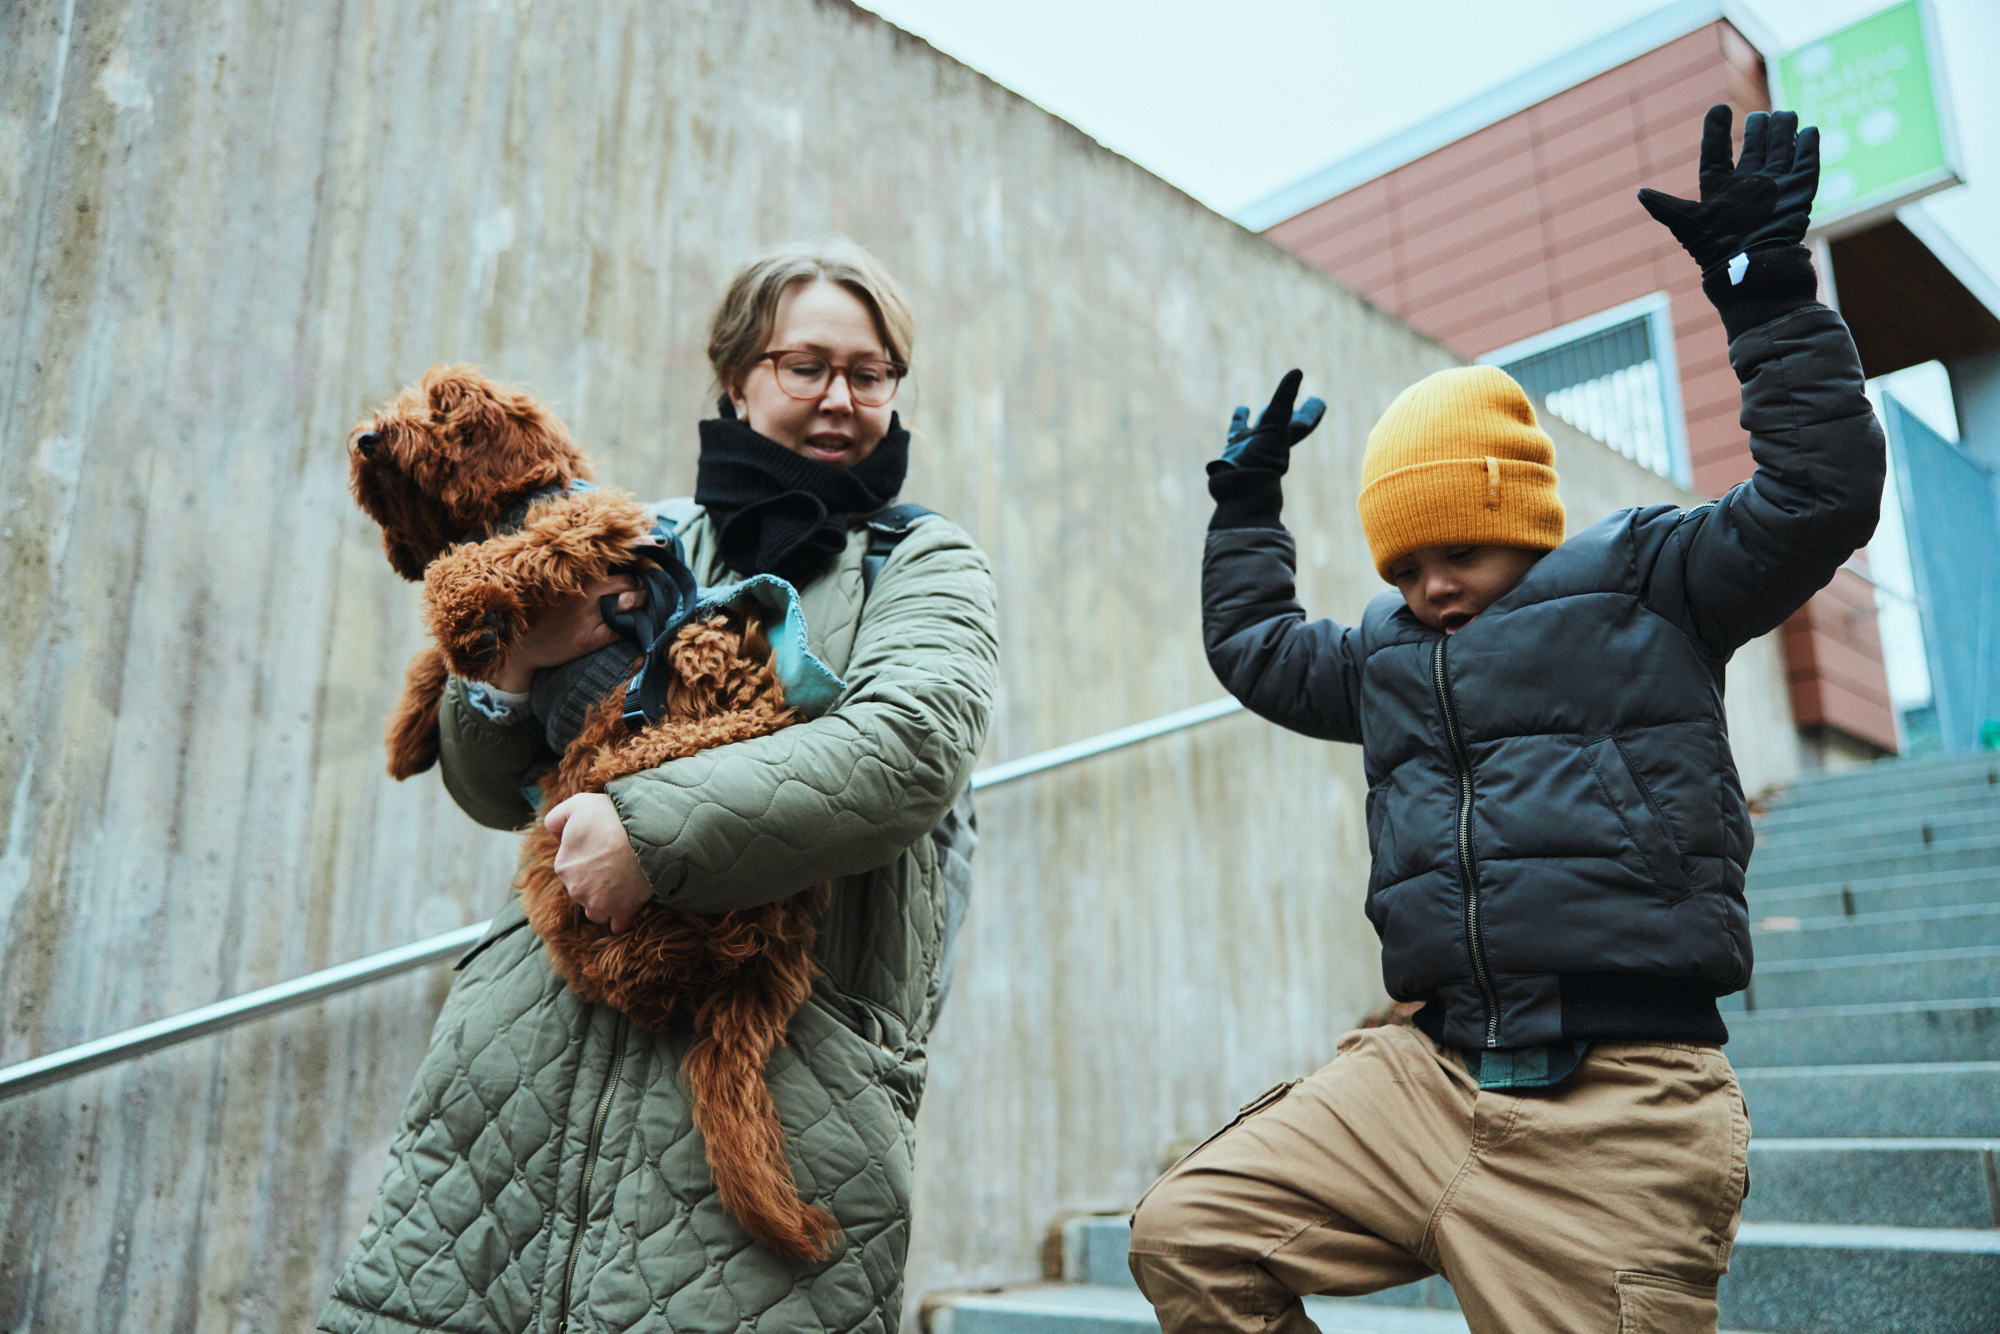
[1356, 365, 1566, 581]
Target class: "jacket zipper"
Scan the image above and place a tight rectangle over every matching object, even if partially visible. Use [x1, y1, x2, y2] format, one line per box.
[1432, 637, 1500, 1048]
[557, 1014, 629, 1334]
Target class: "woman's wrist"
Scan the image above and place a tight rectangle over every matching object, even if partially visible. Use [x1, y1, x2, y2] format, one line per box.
[492, 659, 535, 694]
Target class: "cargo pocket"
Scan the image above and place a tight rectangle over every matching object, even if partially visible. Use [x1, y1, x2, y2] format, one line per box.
[1133, 1078, 1303, 1218]
[1583, 736, 1693, 903]
[1615, 1271, 1718, 1333]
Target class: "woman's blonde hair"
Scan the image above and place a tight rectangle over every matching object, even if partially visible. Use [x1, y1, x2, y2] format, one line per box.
[707, 237, 914, 397]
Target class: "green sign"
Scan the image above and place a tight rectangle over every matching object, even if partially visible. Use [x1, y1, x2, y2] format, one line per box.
[1771, 0, 1961, 232]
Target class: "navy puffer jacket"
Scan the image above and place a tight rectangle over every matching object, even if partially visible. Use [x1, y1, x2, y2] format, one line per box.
[1202, 306, 1883, 1051]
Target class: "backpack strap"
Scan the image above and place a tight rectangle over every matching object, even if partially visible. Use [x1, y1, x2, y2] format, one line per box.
[861, 503, 937, 596]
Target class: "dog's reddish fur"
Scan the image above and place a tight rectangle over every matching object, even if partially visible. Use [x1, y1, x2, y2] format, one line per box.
[349, 363, 599, 777]
[519, 608, 836, 1258]
[347, 365, 838, 1260]
[348, 363, 589, 581]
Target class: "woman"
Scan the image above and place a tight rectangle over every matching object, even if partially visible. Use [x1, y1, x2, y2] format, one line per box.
[321, 238, 1000, 1334]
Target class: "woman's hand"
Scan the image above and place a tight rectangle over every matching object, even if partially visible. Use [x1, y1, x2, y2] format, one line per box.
[544, 792, 652, 933]
[491, 573, 645, 693]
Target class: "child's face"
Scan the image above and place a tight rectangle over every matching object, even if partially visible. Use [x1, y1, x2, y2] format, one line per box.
[1389, 545, 1545, 634]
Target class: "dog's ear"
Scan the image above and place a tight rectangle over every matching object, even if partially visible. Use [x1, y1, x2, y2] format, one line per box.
[425, 367, 586, 522]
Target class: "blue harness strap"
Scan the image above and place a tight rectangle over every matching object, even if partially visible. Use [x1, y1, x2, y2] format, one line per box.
[861, 504, 937, 595]
[605, 524, 703, 733]
[611, 501, 933, 735]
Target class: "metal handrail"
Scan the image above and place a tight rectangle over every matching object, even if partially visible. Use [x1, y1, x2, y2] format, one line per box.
[0, 696, 1246, 1101]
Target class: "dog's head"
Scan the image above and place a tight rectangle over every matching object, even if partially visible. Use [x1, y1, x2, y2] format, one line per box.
[348, 363, 591, 580]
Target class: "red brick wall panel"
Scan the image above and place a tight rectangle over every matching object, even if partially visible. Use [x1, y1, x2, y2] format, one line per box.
[1398, 167, 1544, 251]
[1555, 267, 1662, 327]
[1448, 301, 1565, 360]
[1778, 572, 1897, 752]
[1546, 189, 1644, 251]
[1399, 224, 1552, 308]
[1317, 248, 1401, 302]
[1265, 179, 1393, 257]
[1409, 286, 1556, 348]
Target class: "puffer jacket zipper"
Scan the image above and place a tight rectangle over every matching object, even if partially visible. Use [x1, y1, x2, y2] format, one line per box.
[1432, 637, 1500, 1048]
[558, 1014, 629, 1334]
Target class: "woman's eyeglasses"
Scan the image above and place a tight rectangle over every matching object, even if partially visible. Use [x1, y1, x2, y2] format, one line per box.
[755, 350, 906, 408]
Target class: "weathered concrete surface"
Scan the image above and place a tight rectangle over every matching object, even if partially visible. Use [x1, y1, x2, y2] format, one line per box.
[0, 0, 1794, 1327]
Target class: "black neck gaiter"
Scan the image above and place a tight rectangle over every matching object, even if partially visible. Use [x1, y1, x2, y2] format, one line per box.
[693, 414, 909, 586]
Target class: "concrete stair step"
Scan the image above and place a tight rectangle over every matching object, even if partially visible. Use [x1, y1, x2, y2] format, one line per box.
[1760, 776, 1992, 828]
[1022, 1216, 2000, 1334]
[1753, 808, 2000, 860]
[1754, 787, 2000, 838]
[1722, 1223, 2000, 1334]
[1743, 1139, 2000, 1228]
[923, 1283, 1480, 1334]
[1018, 1219, 1781, 1331]
[1772, 754, 2000, 804]
[1748, 901, 2000, 961]
[1723, 997, 2000, 1066]
[1736, 1062, 2000, 1138]
[1745, 867, 2000, 916]
[1716, 945, 2000, 1010]
[1742, 833, 2000, 889]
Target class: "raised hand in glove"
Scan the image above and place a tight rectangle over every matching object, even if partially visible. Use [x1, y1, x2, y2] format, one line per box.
[1214, 369, 1326, 476]
[1638, 104, 1822, 340]
[1207, 369, 1326, 531]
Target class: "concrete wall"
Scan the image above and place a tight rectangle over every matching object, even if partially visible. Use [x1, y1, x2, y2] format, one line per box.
[0, 1, 1794, 1327]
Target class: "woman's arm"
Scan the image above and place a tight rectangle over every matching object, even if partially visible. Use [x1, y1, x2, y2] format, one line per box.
[437, 676, 542, 829]
[606, 519, 999, 914]
[435, 571, 646, 829]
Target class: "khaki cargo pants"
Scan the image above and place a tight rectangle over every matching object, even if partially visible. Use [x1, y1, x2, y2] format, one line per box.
[1128, 1023, 1749, 1334]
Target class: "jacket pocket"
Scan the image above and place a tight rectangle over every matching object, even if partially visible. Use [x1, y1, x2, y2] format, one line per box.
[1583, 736, 1693, 903]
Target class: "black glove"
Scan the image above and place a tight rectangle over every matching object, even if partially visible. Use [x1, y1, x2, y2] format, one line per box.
[1207, 370, 1326, 530]
[1638, 105, 1822, 341]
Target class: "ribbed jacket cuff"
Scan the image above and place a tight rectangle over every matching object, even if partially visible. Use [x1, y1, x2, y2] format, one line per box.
[1702, 243, 1821, 343]
[1206, 465, 1285, 531]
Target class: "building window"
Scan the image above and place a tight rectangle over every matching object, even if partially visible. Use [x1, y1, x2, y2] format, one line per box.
[1477, 294, 1690, 486]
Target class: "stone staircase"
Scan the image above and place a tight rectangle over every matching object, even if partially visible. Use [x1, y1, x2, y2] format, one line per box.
[923, 751, 2000, 1334]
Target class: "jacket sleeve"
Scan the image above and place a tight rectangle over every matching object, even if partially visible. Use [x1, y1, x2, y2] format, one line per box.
[1641, 305, 1885, 656]
[1203, 525, 1365, 743]
[606, 519, 1000, 914]
[435, 675, 541, 830]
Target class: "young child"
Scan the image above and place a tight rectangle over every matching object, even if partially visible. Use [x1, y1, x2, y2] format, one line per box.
[1129, 108, 1882, 1334]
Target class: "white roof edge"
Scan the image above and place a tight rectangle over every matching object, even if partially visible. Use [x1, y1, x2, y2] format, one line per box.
[1715, 1, 1783, 59]
[1232, 0, 1750, 232]
[1895, 201, 2000, 324]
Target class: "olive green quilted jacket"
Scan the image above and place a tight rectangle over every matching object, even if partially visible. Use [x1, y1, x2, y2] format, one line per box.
[320, 501, 999, 1334]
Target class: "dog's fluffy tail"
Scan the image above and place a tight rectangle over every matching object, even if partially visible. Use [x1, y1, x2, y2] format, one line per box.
[684, 976, 840, 1260]
[385, 646, 451, 779]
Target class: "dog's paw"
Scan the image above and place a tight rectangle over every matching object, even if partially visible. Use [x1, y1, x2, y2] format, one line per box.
[466, 610, 511, 664]
[427, 580, 529, 681]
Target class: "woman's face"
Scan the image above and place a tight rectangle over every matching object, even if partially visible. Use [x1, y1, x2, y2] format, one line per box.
[728, 280, 896, 467]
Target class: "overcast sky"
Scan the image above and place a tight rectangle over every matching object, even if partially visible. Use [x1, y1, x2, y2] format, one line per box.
[856, 0, 1999, 287]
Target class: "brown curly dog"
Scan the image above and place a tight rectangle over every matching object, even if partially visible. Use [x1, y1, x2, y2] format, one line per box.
[347, 364, 838, 1260]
